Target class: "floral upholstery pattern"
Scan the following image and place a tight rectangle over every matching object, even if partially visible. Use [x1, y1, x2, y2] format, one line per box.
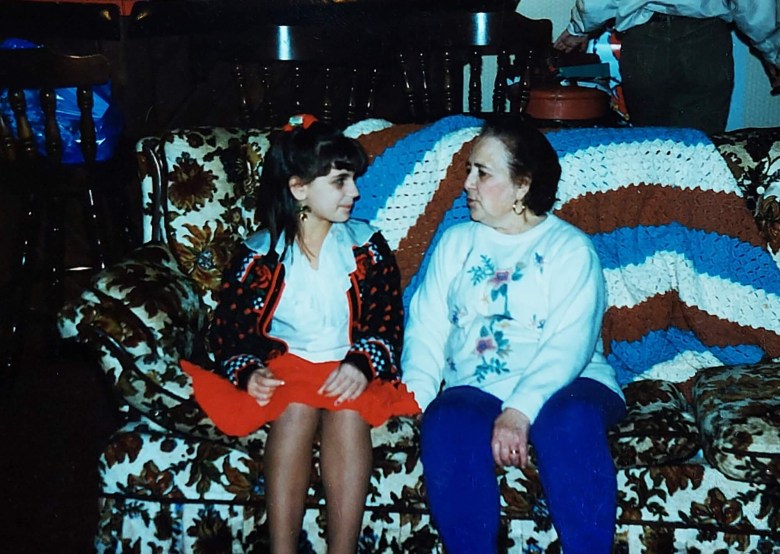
[712, 128, 780, 257]
[693, 361, 780, 484]
[95, 413, 780, 552]
[139, 127, 269, 308]
[608, 380, 700, 469]
[60, 123, 780, 552]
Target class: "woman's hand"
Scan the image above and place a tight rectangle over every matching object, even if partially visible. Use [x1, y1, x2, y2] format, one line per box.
[553, 30, 590, 53]
[491, 408, 531, 468]
[318, 362, 368, 405]
[246, 366, 285, 407]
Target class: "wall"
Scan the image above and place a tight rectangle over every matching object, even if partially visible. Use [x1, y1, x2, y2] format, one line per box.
[516, 0, 780, 130]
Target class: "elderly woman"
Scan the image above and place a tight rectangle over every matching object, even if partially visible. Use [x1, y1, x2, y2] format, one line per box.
[402, 119, 626, 554]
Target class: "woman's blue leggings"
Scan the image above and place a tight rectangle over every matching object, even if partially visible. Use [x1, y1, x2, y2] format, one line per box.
[420, 378, 626, 554]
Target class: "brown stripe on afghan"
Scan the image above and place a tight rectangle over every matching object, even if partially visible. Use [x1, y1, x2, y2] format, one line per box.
[394, 138, 477, 288]
[356, 124, 423, 163]
[602, 291, 780, 356]
[556, 185, 766, 247]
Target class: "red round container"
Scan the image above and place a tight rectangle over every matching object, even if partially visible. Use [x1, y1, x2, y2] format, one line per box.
[526, 85, 609, 121]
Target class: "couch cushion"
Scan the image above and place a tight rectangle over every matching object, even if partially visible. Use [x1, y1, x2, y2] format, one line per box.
[608, 380, 700, 468]
[692, 361, 780, 483]
[102, 416, 779, 543]
[100, 415, 420, 505]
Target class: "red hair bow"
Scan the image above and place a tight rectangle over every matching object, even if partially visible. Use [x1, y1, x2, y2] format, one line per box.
[282, 113, 318, 132]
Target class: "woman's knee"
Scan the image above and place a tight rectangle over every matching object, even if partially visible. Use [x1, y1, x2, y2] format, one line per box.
[536, 379, 623, 430]
[534, 400, 604, 450]
[421, 387, 501, 469]
[423, 386, 501, 429]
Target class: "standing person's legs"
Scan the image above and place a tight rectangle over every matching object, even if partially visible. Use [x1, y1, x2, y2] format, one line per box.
[320, 409, 373, 554]
[420, 386, 503, 554]
[671, 17, 733, 134]
[620, 15, 733, 134]
[529, 378, 626, 554]
[620, 17, 675, 127]
[264, 402, 321, 554]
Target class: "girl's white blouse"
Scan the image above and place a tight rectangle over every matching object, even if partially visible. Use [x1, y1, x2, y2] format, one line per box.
[270, 223, 357, 363]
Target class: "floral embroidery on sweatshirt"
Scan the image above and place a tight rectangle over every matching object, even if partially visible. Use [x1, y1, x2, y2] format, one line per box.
[534, 252, 544, 273]
[473, 319, 511, 382]
[467, 255, 524, 317]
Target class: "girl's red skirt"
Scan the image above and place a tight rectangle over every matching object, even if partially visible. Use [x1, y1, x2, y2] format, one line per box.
[182, 353, 420, 436]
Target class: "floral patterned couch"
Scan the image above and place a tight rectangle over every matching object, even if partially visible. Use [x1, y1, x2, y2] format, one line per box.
[58, 117, 780, 553]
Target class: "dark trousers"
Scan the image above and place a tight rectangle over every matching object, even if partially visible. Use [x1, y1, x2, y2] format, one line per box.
[619, 15, 734, 135]
[420, 379, 626, 554]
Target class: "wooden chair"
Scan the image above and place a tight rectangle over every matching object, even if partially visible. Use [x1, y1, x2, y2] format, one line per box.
[211, 18, 382, 129]
[395, 11, 553, 122]
[0, 47, 113, 378]
[210, 7, 552, 128]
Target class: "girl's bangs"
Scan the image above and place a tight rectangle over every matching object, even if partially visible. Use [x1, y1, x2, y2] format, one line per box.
[317, 136, 368, 177]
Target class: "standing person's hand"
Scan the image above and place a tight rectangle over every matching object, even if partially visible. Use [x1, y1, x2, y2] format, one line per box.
[246, 366, 285, 406]
[491, 408, 531, 468]
[318, 362, 368, 405]
[553, 30, 590, 53]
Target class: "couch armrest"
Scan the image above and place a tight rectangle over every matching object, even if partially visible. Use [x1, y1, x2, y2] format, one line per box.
[57, 243, 255, 446]
[712, 127, 780, 256]
[692, 362, 780, 483]
[59, 243, 206, 363]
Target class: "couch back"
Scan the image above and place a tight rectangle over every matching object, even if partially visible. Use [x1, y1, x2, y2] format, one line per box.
[137, 117, 780, 388]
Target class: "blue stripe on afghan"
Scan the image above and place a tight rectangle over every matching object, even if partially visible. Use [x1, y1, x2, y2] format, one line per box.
[548, 126, 710, 157]
[608, 328, 766, 386]
[591, 223, 780, 295]
[352, 115, 484, 224]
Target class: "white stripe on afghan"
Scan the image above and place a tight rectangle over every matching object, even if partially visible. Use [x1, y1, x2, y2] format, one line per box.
[642, 350, 723, 383]
[553, 139, 739, 209]
[369, 126, 480, 250]
[604, 251, 780, 334]
[344, 119, 394, 139]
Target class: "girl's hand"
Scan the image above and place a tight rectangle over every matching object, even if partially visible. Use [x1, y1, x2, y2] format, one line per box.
[491, 408, 531, 468]
[318, 362, 368, 405]
[246, 366, 284, 407]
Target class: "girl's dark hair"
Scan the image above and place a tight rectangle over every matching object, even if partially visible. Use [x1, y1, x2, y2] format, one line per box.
[257, 120, 368, 254]
[478, 118, 561, 215]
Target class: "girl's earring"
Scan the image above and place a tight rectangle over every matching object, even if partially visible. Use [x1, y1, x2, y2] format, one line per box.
[297, 203, 310, 221]
[512, 199, 526, 216]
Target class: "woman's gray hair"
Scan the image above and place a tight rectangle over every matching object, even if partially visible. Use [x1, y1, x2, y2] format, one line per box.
[478, 118, 561, 215]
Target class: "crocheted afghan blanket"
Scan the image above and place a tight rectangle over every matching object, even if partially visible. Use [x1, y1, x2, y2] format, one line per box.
[346, 116, 780, 386]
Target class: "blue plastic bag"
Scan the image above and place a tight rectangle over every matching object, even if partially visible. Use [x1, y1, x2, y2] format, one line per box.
[0, 38, 124, 164]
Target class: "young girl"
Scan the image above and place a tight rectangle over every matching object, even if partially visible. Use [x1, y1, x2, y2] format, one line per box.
[184, 115, 418, 554]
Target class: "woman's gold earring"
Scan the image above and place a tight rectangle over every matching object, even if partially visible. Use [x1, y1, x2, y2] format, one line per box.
[297, 203, 310, 222]
[512, 200, 526, 216]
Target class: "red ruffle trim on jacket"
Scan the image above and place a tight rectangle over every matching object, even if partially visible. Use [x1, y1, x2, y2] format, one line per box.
[181, 354, 421, 436]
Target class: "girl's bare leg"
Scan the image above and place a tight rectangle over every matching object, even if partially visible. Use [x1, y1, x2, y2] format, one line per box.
[265, 402, 320, 554]
[320, 409, 372, 554]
